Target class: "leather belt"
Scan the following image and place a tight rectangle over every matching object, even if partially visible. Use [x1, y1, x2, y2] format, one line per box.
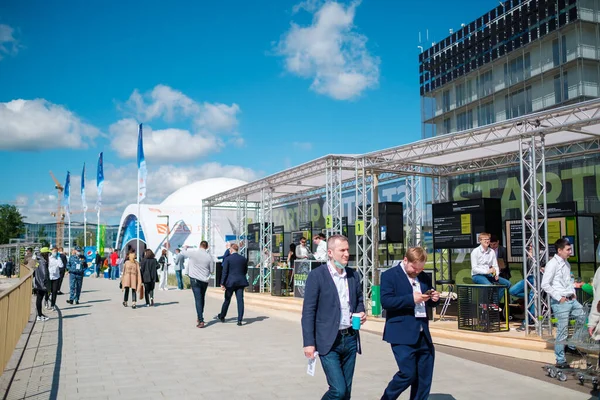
[339, 328, 356, 336]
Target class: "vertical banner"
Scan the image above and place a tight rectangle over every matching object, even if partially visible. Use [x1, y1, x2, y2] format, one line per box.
[96, 152, 104, 210]
[64, 172, 71, 221]
[137, 123, 147, 202]
[98, 225, 106, 255]
[81, 163, 87, 222]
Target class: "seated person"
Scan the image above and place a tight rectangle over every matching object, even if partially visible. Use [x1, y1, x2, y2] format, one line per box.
[471, 232, 512, 302]
[490, 235, 510, 280]
[510, 245, 546, 331]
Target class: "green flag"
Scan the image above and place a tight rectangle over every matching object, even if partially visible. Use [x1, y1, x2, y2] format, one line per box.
[98, 225, 106, 255]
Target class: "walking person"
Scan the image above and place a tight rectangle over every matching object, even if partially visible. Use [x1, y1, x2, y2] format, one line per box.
[57, 247, 68, 294]
[66, 248, 86, 305]
[95, 251, 102, 278]
[181, 241, 213, 328]
[121, 251, 142, 309]
[110, 249, 119, 280]
[158, 249, 170, 291]
[140, 249, 159, 307]
[4, 258, 14, 278]
[380, 247, 440, 400]
[217, 243, 249, 326]
[33, 249, 50, 322]
[541, 237, 584, 369]
[173, 248, 185, 290]
[47, 247, 63, 311]
[301, 234, 366, 399]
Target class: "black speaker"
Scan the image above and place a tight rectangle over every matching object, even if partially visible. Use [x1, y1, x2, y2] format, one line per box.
[378, 202, 404, 243]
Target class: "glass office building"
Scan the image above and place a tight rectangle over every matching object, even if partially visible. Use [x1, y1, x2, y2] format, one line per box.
[22, 222, 119, 249]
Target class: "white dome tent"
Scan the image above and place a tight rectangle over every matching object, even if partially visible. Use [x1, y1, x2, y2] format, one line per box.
[114, 177, 247, 270]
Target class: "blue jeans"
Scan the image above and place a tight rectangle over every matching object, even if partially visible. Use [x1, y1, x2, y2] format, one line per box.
[471, 274, 512, 302]
[550, 298, 584, 364]
[175, 270, 184, 290]
[509, 276, 535, 321]
[190, 278, 208, 322]
[110, 266, 118, 280]
[319, 331, 358, 400]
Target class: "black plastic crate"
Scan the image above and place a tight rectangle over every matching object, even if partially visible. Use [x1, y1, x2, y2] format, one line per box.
[457, 284, 509, 332]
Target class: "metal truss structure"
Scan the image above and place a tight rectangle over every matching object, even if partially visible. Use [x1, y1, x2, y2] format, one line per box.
[519, 135, 551, 336]
[432, 176, 450, 284]
[325, 158, 344, 237]
[259, 188, 273, 293]
[202, 201, 211, 251]
[202, 99, 600, 334]
[236, 196, 248, 257]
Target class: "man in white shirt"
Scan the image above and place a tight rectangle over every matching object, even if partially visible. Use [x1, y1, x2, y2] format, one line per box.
[181, 241, 214, 328]
[313, 233, 328, 262]
[470, 232, 511, 301]
[295, 237, 310, 259]
[541, 237, 583, 368]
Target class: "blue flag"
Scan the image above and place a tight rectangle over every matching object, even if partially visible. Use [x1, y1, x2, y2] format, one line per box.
[64, 171, 71, 222]
[96, 152, 104, 210]
[81, 163, 87, 223]
[137, 124, 147, 202]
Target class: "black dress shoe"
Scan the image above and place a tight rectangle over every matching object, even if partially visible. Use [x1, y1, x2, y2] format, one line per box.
[66, 300, 73, 305]
[237, 321, 242, 326]
[75, 301, 79, 305]
[556, 362, 570, 369]
[57, 291, 64, 295]
[216, 314, 225, 323]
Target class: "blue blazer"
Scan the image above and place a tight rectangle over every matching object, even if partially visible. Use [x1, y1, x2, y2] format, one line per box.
[381, 264, 438, 345]
[301, 263, 365, 356]
[221, 253, 249, 288]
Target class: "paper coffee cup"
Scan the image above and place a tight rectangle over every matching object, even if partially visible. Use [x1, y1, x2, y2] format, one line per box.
[352, 313, 362, 330]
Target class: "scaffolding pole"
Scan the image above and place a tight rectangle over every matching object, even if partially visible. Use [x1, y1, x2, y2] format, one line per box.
[519, 134, 551, 337]
[355, 160, 375, 315]
[202, 202, 212, 254]
[432, 176, 449, 286]
[259, 188, 273, 293]
[405, 175, 423, 248]
[236, 196, 248, 257]
[325, 158, 344, 237]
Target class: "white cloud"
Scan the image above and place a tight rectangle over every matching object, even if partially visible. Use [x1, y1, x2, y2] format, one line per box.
[276, 0, 380, 100]
[16, 163, 261, 224]
[113, 85, 242, 162]
[0, 99, 101, 150]
[0, 24, 20, 60]
[109, 118, 220, 162]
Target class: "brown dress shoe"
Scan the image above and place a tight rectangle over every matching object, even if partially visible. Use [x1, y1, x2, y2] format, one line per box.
[197, 321, 205, 328]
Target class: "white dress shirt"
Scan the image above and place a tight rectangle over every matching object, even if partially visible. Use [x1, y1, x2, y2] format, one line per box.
[541, 254, 575, 301]
[296, 244, 309, 259]
[327, 261, 351, 330]
[48, 255, 63, 280]
[314, 241, 327, 262]
[470, 245, 499, 276]
[400, 262, 427, 320]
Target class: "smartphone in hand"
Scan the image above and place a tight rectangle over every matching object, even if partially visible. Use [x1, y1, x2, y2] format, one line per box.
[424, 289, 433, 295]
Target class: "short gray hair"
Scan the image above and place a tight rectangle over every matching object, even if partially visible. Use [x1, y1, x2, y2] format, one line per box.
[327, 234, 348, 250]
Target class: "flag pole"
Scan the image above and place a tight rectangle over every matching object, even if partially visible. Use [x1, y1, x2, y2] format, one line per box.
[83, 163, 87, 249]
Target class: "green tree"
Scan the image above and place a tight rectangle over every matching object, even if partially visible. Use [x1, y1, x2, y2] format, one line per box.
[37, 226, 50, 247]
[0, 204, 25, 244]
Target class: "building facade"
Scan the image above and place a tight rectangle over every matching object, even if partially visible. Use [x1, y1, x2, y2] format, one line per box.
[22, 222, 119, 249]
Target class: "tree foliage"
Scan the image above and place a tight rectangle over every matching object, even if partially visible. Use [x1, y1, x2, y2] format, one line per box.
[0, 204, 25, 245]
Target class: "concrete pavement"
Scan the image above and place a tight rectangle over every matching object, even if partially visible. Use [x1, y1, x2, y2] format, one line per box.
[4, 277, 591, 399]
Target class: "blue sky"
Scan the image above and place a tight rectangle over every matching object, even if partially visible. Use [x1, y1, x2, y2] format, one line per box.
[0, 0, 500, 223]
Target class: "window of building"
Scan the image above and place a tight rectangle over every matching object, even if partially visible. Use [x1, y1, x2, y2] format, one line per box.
[524, 53, 531, 80]
[562, 35, 567, 64]
[457, 110, 473, 131]
[443, 90, 451, 112]
[456, 83, 465, 107]
[477, 102, 495, 126]
[555, 71, 570, 104]
[505, 86, 533, 119]
[477, 70, 493, 98]
[554, 74, 561, 104]
[553, 39, 560, 67]
[509, 56, 524, 85]
[564, 71, 569, 101]
[443, 118, 452, 134]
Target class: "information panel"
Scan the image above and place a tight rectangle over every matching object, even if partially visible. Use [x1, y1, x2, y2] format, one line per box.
[292, 222, 313, 246]
[273, 225, 284, 254]
[432, 198, 502, 249]
[505, 217, 567, 262]
[247, 223, 261, 250]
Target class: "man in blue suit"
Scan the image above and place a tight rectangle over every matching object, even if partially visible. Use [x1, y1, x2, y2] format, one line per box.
[217, 243, 249, 326]
[301, 234, 366, 400]
[380, 247, 440, 400]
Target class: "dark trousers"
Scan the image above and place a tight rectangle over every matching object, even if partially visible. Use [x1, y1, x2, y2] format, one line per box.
[124, 287, 137, 303]
[191, 278, 209, 322]
[35, 290, 46, 317]
[381, 332, 435, 400]
[57, 268, 66, 293]
[175, 270, 184, 290]
[219, 286, 245, 322]
[69, 274, 83, 301]
[50, 279, 60, 307]
[144, 282, 155, 305]
[319, 331, 358, 400]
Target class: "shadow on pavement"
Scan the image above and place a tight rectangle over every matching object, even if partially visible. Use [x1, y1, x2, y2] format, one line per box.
[85, 299, 110, 304]
[62, 313, 91, 319]
[80, 290, 99, 293]
[50, 307, 63, 399]
[429, 395, 457, 400]
[62, 305, 92, 310]
[153, 301, 179, 307]
[243, 316, 269, 325]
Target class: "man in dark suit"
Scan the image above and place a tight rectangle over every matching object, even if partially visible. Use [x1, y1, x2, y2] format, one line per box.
[380, 247, 440, 400]
[217, 243, 249, 326]
[301, 234, 366, 399]
[57, 247, 68, 294]
[490, 235, 510, 280]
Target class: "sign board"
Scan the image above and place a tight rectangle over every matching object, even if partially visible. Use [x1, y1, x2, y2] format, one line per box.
[247, 223, 261, 250]
[326, 215, 332, 229]
[505, 217, 567, 262]
[356, 220, 364, 236]
[432, 198, 502, 249]
[273, 225, 284, 254]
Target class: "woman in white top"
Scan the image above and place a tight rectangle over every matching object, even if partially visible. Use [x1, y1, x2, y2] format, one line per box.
[47, 247, 63, 311]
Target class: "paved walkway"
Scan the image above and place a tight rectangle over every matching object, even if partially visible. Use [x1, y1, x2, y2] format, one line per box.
[5, 278, 591, 399]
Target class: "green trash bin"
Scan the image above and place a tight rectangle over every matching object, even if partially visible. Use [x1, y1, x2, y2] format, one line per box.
[372, 285, 381, 316]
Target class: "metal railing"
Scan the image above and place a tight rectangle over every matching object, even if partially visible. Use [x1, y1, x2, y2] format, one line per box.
[0, 265, 33, 373]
